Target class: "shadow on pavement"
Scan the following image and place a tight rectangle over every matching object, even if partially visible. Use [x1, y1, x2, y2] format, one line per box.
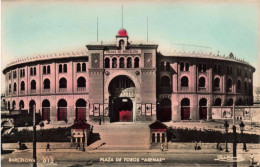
[1, 149, 14, 154]
[87, 133, 101, 146]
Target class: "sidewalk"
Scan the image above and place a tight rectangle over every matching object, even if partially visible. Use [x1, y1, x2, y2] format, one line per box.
[13, 148, 260, 154]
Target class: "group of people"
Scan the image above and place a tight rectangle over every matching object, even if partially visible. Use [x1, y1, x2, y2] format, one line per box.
[194, 141, 201, 150]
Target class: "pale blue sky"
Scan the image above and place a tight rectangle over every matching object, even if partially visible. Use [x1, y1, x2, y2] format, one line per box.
[1, 0, 260, 91]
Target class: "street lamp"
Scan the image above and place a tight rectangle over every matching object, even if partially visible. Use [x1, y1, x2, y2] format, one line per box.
[82, 128, 85, 152]
[224, 120, 229, 152]
[239, 121, 246, 151]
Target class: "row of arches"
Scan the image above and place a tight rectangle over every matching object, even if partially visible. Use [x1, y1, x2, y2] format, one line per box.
[159, 75, 250, 91]
[104, 57, 140, 68]
[157, 97, 248, 122]
[12, 99, 88, 121]
[16, 77, 87, 92]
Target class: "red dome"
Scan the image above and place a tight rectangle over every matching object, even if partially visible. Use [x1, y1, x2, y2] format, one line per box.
[118, 29, 128, 36]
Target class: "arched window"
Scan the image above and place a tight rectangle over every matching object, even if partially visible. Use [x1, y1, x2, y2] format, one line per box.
[166, 62, 170, 71]
[160, 62, 165, 71]
[13, 83, 17, 92]
[198, 77, 206, 87]
[119, 57, 124, 68]
[31, 80, 36, 90]
[47, 65, 50, 74]
[12, 101, 16, 109]
[202, 64, 207, 72]
[214, 78, 220, 88]
[23, 69, 25, 76]
[30, 68, 33, 75]
[8, 101, 10, 110]
[105, 58, 110, 68]
[161, 76, 170, 87]
[59, 64, 62, 73]
[43, 79, 50, 89]
[236, 80, 241, 92]
[112, 58, 117, 68]
[29, 100, 36, 114]
[9, 84, 11, 93]
[63, 64, 67, 73]
[214, 98, 222, 106]
[21, 81, 25, 91]
[198, 64, 202, 72]
[127, 57, 132, 68]
[227, 79, 232, 92]
[134, 57, 139, 68]
[185, 63, 190, 71]
[181, 98, 190, 120]
[82, 63, 86, 72]
[59, 78, 67, 88]
[244, 81, 247, 90]
[180, 62, 184, 71]
[19, 100, 24, 109]
[227, 98, 233, 106]
[236, 98, 243, 105]
[43, 66, 46, 74]
[157, 133, 160, 142]
[77, 77, 86, 87]
[42, 99, 50, 121]
[77, 63, 81, 72]
[57, 99, 67, 121]
[181, 76, 189, 87]
[33, 67, 36, 75]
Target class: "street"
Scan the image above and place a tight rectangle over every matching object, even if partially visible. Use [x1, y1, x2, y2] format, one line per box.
[2, 149, 257, 167]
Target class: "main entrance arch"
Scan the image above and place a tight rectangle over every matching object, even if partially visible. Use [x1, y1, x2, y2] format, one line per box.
[108, 75, 136, 122]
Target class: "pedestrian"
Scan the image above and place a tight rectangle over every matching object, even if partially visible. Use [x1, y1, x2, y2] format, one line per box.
[250, 154, 254, 165]
[46, 143, 51, 151]
[161, 143, 164, 152]
[99, 117, 101, 125]
[17, 141, 21, 150]
[194, 141, 197, 150]
[243, 142, 247, 152]
[76, 142, 80, 150]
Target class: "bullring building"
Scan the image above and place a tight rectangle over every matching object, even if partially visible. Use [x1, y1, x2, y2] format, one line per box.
[3, 29, 255, 124]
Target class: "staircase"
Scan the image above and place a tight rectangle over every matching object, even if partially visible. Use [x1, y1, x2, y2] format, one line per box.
[88, 123, 151, 150]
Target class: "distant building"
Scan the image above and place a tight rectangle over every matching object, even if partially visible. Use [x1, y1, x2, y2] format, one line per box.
[254, 87, 260, 104]
[2, 29, 255, 124]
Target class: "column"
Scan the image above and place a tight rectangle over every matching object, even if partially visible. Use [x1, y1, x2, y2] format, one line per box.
[208, 68, 213, 93]
[191, 95, 198, 120]
[191, 65, 197, 92]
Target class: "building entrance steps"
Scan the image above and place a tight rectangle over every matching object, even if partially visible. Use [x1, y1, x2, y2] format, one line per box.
[89, 123, 151, 150]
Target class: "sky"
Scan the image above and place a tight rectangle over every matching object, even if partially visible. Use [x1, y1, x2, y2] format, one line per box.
[1, 0, 260, 93]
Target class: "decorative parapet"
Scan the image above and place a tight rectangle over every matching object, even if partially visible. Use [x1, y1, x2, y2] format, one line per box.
[4, 51, 89, 70]
[159, 49, 250, 66]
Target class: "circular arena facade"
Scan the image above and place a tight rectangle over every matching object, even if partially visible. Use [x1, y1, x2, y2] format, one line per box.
[3, 29, 255, 124]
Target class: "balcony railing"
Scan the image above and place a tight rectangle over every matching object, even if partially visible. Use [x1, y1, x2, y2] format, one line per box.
[180, 87, 189, 91]
[214, 87, 220, 92]
[13, 91, 17, 95]
[59, 88, 67, 92]
[20, 90, 25, 95]
[227, 88, 232, 93]
[30, 89, 36, 94]
[77, 87, 86, 92]
[43, 89, 50, 93]
[198, 87, 206, 91]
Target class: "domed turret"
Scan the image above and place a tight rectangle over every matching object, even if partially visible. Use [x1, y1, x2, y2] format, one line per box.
[118, 29, 128, 36]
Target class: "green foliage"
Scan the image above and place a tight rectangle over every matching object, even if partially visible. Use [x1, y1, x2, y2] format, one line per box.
[2, 127, 71, 143]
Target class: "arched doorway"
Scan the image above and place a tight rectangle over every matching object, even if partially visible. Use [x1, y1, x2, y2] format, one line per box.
[42, 99, 50, 121]
[75, 99, 86, 122]
[158, 98, 171, 122]
[181, 98, 190, 120]
[108, 75, 135, 122]
[57, 99, 67, 121]
[199, 98, 207, 120]
[29, 100, 36, 114]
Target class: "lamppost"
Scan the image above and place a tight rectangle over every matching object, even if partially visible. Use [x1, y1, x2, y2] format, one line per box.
[224, 120, 229, 152]
[82, 127, 85, 152]
[239, 121, 246, 151]
[33, 105, 37, 167]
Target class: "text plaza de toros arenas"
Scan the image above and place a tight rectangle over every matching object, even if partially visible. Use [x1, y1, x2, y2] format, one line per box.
[3, 29, 255, 124]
